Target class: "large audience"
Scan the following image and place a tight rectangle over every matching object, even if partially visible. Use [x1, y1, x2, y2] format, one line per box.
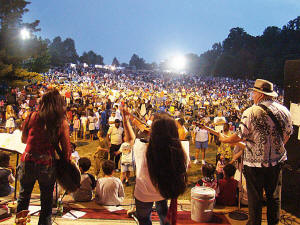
[0, 65, 283, 208]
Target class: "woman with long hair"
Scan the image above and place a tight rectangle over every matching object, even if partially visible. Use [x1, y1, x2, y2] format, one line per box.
[17, 89, 71, 225]
[5, 105, 16, 133]
[122, 110, 188, 225]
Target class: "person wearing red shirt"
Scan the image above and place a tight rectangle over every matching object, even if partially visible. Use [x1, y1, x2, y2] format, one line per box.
[17, 89, 71, 225]
[216, 164, 238, 206]
[65, 90, 71, 106]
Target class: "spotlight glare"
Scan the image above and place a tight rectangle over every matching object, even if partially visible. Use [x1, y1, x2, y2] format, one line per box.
[20, 28, 30, 40]
[170, 55, 186, 70]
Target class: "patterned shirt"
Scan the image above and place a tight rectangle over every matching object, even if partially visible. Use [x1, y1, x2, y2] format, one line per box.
[237, 100, 293, 167]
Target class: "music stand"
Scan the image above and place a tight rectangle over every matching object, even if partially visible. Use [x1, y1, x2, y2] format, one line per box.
[0, 148, 21, 200]
[229, 152, 248, 221]
[0, 132, 27, 200]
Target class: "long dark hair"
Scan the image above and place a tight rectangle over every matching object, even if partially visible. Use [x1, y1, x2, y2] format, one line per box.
[146, 113, 188, 199]
[39, 89, 66, 144]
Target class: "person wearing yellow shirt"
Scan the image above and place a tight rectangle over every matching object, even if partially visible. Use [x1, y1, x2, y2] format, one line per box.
[176, 118, 187, 140]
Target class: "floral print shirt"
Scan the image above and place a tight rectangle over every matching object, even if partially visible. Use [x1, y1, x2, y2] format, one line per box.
[237, 100, 293, 167]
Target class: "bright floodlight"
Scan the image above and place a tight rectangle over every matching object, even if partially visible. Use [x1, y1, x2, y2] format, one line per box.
[20, 28, 30, 40]
[170, 55, 186, 70]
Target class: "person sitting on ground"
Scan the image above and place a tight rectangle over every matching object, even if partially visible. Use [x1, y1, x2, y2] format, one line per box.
[71, 157, 96, 202]
[196, 163, 219, 197]
[71, 142, 80, 164]
[216, 164, 238, 206]
[115, 140, 134, 186]
[0, 152, 15, 197]
[95, 160, 124, 206]
[216, 156, 230, 180]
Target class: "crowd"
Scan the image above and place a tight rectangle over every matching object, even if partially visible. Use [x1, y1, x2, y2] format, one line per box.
[0, 65, 288, 225]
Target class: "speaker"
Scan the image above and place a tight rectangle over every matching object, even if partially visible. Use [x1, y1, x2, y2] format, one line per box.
[284, 59, 300, 168]
[282, 60, 300, 217]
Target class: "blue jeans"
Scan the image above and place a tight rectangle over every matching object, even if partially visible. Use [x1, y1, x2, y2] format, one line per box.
[17, 161, 56, 225]
[135, 198, 170, 225]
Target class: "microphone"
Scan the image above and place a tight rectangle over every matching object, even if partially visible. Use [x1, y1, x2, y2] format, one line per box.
[127, 208, 139, 225]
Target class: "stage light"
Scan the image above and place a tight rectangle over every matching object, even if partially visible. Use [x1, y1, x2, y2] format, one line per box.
[169, 55, 186, 70]
[20, 28, 30, 40]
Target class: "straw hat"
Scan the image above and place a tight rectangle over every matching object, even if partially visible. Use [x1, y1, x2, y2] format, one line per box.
[249, 79, 278, 97]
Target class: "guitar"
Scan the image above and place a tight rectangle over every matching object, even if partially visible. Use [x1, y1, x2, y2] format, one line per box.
[126, 111, 151, 133]
[15, 210, 31, 225]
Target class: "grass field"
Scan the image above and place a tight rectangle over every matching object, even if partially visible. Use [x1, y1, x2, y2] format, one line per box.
[8, 136, 218, 200]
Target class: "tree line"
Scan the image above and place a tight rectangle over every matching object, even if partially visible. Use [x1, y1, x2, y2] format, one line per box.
[185, 17, 300, 85]
[1, 0, 300, 86]
[135, 16, 300, 85]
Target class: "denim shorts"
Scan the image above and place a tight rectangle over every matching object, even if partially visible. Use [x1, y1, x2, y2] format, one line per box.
[121, 163, 133, 172]
[195, 141, 208, 149]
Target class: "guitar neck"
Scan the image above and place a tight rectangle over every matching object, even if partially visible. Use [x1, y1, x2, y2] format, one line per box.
[200, 125, 219, 136]
[200, 125, 246, 148]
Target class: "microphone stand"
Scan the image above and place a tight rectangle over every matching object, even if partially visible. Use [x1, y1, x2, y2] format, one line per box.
[127, 208, 139, 225]
[229, 152, 248, 221]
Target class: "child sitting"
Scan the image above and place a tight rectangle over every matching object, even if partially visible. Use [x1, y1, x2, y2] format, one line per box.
[216, 164, 238, 206]
[196, 163, 219, 196]
[216, 155, 230, 180]
[115, 141, 134, 186]
[71, 157, 96, 202]
[95, 160, 124, 205]
[0, 152, 15, 197]
[71, 142, 80, 164]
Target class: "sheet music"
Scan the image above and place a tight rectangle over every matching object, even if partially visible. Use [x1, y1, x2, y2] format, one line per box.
[62, 210, 86, 219]
[290, 103, 300, 126]
[0, 130, 26, 154]
[181, 140, 190, 166]
[103, 205, 124, 212]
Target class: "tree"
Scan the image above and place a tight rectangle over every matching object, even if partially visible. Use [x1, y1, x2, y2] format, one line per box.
[185, 53, 201, 74]
[23, 37, 51, 73]
[79, 50, 103, 65]
[129, 54, 146, 70]
[49, 37, 79, 66]
[112, 57, 120, 67]
[62, 38, 78, 63]
[121, 62, 128, 68]
[0, 0, 43, 86]
[48, 36, 63, 66]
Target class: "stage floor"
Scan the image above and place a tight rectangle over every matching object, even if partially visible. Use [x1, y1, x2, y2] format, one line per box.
[1, 196, 299, 225]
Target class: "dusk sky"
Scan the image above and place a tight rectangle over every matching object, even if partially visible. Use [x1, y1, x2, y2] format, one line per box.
[23, 0, 300, 64]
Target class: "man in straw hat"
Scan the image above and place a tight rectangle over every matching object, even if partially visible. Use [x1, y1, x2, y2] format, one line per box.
[219, 79, 293, 225]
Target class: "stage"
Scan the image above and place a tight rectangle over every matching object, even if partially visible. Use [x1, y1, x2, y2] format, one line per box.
[1, 195, 299, 225]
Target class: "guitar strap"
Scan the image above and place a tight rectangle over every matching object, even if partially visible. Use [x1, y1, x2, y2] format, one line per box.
[258, 103, 284, 166]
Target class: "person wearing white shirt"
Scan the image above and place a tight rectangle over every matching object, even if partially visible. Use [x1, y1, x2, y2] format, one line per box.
[106, 119, 123, 171]
[122, 110, 188, 225]
[193, 122, 209, 164]
[214, 111, 226, 133]
[95, 160, 124, 205]
[108, 111, 116, 128]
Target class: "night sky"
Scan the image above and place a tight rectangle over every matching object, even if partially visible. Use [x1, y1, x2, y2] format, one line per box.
[23, 0, 300, 64]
